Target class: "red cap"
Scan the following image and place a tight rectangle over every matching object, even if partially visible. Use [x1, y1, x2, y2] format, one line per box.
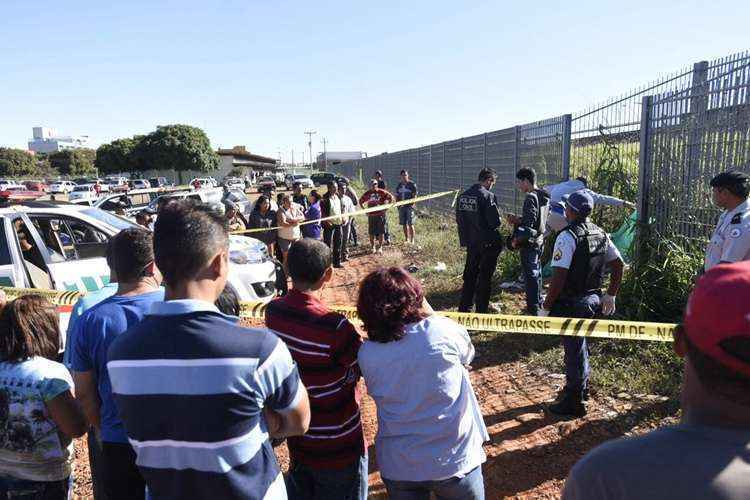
[684, 261, 750, 377]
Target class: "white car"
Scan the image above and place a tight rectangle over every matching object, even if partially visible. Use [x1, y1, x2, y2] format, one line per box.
[0, 202, 277, 344]
[285, 174, 314, 190]
[129, 179, 151, 190]
[223, 177, 245, 191]
[68, 184, 100, 202]
[49, 181, 77, 194]
[0, 180, 23, 191]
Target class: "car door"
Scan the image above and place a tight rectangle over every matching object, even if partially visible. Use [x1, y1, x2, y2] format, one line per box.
[0, 216, 30, 288]
[26, 214, 111, 293]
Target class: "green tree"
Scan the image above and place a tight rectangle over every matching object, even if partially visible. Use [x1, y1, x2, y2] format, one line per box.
[95, 136, 143, 174]
[49, 149, 97, 177]
[0, 148, 37, 177]
[135, 124, 219, 174]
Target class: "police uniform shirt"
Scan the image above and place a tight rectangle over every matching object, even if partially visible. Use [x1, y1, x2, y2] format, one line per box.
[704, 199, 750, 271]
[551, 230, 622, 269]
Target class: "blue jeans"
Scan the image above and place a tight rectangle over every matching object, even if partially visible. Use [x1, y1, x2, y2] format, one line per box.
[551, 294, 601, 398]
[520, 246, 542, 314]
[285, 453, 368, 500]
[382, 465, 484, 500]
[0, 475, 72, 500]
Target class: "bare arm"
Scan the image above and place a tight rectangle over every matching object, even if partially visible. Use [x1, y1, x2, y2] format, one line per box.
[265, 385, 311, 439]
[72, 370, 101, 429]
[607, 258, 624, 296]
[46, 390, 87, 439]
[543, 267, 568, 311]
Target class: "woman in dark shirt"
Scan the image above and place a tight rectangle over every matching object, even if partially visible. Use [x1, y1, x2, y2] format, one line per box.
[302, 190, 323, 240]
[248, 195, 278, 255]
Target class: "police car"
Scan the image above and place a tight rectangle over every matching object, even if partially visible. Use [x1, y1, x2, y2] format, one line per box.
[0, 201, 277, 331]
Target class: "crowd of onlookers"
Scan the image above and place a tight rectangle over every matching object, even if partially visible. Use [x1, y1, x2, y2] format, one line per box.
[0, 187, 748, 499]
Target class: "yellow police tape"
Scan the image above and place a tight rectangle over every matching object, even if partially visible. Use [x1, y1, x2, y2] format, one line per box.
[0, 286, 676, 342]
[232, 189, 458, 235]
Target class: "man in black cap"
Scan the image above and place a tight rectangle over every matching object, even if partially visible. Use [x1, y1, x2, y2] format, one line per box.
[704, 170, 750, 272]
[456, 168, 504, 313]
[541, 190, 624, 417]
[135, 207, 156, 230]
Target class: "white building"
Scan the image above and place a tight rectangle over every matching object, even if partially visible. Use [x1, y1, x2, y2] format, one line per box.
[28, 127, 91, 153]
[316, 151, 365, 169]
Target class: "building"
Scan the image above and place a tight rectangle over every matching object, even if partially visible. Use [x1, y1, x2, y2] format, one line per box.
[316, 151, 365, 169]
[27, 127, 91, 153]
[217, 146, 279, 178]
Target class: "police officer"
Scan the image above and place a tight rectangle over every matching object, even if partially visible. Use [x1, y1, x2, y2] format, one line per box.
[540, 191, 624, 417]
[456, 168, 504, 313]
[704, 170, 750, 272]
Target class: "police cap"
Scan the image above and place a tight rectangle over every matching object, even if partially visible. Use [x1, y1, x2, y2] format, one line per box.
[710, 170, 749, 188]
[563, 191, 594, 215]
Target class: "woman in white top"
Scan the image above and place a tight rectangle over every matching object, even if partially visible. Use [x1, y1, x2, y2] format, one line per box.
[277, 194, 306, 264]
[356, 268, 488, 500]
[0, 295, 87, 499]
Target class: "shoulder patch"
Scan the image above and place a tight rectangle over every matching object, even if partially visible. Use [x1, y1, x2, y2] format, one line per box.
[553, 249, 563, 261]
[730, 227, 742, 238]
[731, 213, 743, 224]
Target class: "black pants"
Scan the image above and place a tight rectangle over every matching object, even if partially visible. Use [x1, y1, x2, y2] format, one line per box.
[458, 245, 502, 313]
[341, 222, 351, 260]
[88, 429, 108, 500]
[349, 219, 359, 246]
[323, 225, 343, 266]
[101, 442, 145, 500]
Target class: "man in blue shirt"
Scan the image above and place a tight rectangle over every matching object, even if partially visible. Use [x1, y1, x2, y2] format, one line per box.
[107, 199, 310, 500]
[70, 228, 164, 500]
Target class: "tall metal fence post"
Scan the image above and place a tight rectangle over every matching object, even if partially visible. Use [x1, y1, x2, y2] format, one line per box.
[460, 137, 464, 192]
[483, 133, 487, 169]
[685, 61, 709, 231]
[636, 95, 653, 256]
[513, 126, 520, 212]
[561, 114, 572, 180]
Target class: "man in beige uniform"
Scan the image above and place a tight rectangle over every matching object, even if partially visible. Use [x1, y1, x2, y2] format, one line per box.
[704, 170, 750, 272]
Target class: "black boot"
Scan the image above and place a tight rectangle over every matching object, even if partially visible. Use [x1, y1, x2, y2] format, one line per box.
[548, 390, 586, 418]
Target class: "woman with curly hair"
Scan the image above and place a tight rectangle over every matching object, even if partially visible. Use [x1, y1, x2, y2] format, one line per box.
[356, 267, 489, 500]
[0, 295, 87, 499]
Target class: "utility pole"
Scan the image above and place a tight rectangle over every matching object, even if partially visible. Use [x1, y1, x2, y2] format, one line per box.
[321, 137, 328, 171]
[291, 148, 295, 167]
[305, 130, 316, 170]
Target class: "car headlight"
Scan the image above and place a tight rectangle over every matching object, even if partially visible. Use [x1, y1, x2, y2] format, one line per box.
[229, 237, 270, 265]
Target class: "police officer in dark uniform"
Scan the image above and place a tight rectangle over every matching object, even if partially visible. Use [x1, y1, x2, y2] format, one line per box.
[541, 191, 624, 417]
[456, 168, 504, 313]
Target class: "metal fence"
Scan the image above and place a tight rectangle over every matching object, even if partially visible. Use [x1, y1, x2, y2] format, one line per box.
[336, 49, 750, 242]
[338, 115, 569, 214]
[639, 51, 750, 241]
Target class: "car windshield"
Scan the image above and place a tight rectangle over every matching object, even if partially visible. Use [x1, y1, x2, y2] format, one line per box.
[226, 190, 248, 202]
[82, 208, 138, 231]
[260, 177, 274, 182]
[294, 175, 308, 180]
[73, 186, 91, 191]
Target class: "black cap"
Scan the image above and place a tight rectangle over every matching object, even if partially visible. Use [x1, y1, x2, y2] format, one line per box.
[710, 170, 749, 188]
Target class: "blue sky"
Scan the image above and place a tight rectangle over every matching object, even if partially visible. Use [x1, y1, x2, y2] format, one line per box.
[1, 0, 748, 163]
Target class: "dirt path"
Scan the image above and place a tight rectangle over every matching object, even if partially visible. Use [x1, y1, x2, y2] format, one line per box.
[73, 244, 673, 499]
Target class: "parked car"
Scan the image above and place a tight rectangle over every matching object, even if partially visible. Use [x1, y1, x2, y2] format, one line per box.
[0, 201, 277, 339]
[24, 180, 48, 193]
[223, 189, 252, 216]
[105, 177, 129, 192]
[223, 177, 245, 191]
[149, 177, 170, 188]
[285, 174, 314, 190]
[0, 180, 22, 191]
[95, 189, 163, 216]
[128, 179, 151, 190]
[92, 179, 110, 192]
[256, 176, 277, 192]
[310, 172, 336, 186]
[49, 181, 77, 194]
[68, 184, 100, 203]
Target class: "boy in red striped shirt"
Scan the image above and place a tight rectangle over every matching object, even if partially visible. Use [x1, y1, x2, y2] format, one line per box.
[265, 238, 368, 499]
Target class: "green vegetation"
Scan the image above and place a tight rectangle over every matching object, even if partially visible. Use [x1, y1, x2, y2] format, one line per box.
[0, 148, 38, 177]
[48, 149, 97, 176]
[95, 124, 219, 178]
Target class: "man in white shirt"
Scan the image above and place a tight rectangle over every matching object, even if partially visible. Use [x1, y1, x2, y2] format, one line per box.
[704, 170, 750, 272]
[545, 177, 634, 233]
[338, 180, 356, 262]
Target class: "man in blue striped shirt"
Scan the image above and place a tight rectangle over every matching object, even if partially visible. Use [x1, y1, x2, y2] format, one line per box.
[107, 199, 310, 500]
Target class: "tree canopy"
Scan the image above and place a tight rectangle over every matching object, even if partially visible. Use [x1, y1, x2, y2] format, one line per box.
[135, 124, 219, 172]
[95, 136, 142, 174]
[0, 148, 37, 177]
[49, 149, 97, 177]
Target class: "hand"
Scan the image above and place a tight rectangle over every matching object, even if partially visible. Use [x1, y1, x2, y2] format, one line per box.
[537, 308, 550, 317]
[421, 297, 435, 315]
[263, 407, 282, 437]
[601, 294, 616, 316]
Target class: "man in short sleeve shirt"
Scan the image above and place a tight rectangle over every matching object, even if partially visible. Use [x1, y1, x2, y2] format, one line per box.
[704, 170, 750, 272]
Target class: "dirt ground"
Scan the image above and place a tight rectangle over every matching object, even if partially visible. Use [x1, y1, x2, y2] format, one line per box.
[72, 243, 674, 499]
